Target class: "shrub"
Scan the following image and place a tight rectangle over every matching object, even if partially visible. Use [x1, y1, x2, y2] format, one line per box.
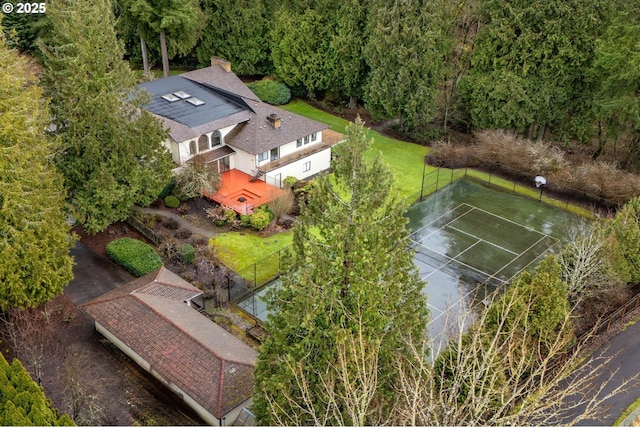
[247, 79, 291, 105]
[158, 179, 176, 199]
[162, 217, 180, 230]
[240, 214, 252, 227]
[250, 208, 273, 231]
[223, 208, 236, 223]
[179, 244, 196, 265]
[164, 195, 180, 208]
[268, 191, 295, 220]
[608, 197, 640, 284]
[106, 238, 163, 277]
[283, 176, 299, 189]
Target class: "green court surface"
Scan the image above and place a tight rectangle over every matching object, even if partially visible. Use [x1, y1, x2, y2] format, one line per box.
[406, 179, 580, 341]
[238, 179, 582, 342]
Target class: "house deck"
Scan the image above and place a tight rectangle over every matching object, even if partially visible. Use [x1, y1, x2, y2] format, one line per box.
[203, 169, 285, 215]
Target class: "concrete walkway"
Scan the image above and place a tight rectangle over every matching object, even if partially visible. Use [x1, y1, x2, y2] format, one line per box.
[132, 206, 216, 238]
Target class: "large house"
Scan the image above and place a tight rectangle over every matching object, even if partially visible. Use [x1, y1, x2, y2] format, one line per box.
[80, 268, 256, 426]
[139, 58, 344, 213]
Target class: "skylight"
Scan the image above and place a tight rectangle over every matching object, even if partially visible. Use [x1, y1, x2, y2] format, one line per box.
[186, 97, 205, 106]
[161, 94, 180, 102]
[173, 91, 192, 99]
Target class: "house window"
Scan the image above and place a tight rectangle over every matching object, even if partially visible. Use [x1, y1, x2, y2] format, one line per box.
[258, 151, 269, 162]
[311, 132, 317, 142]
[303, 161, 311, 172]
[270, 147, 280, 161]
[212, 131, 222, 147]
[296, 138, 303, 148]
[189, 140, 196, 156]
[198, 135, 209, 152]
[304, 135, 310, 145]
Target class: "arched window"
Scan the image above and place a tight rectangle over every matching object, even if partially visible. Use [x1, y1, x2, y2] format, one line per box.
[189, 140, 196, 156]
[198, 135, 209, 152]
[211, 131, 222, 147]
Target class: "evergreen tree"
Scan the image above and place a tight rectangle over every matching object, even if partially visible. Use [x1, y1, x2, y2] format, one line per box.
[196, 0, 271, 75]
[40, 0, 173, 234]
[270, 1, 339, 98]
[591, 5, 640, 164]
[365, 0, 454, 137]
[253, 119, 429, 424]
[0, 353, 74, 425]
[461, 0, 611, 139]
[330, 0, 369, 108]
[0, 27, 74, 310]
[118, 0, 204, 77]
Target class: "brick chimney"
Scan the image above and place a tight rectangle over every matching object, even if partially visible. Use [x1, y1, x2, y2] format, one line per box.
[267, 113, 282, 129]
[211, 57, 231, 72]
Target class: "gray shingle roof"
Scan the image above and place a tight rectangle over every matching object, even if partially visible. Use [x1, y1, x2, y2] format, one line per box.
[138, 64, 328, 152]
[225, 100, 328, 155]
[80, 268, 256, 420]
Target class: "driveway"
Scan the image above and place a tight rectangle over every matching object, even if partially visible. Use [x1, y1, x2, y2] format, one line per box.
[65, 242, 133, 305]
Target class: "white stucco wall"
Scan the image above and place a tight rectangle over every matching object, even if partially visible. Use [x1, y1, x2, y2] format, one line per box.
[268, 147, 331, 181]
[173, 124, 237, 166]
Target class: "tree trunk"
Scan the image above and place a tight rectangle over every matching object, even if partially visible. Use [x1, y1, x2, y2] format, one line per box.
[160, 29, 169, 78]
[140, 36, 150, 79]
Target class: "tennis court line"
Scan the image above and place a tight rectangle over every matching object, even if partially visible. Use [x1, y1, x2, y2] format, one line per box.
[416, 241, 508, 286]
[460, 203, 549, 237]
[410, 203, 475, 238]
[446, 224, 520, 255]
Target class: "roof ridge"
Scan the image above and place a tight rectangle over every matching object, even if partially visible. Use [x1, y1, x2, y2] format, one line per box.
[132, 293, 255, 367]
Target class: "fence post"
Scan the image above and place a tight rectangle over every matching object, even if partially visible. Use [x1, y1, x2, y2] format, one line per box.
[488, 172, 492, 184]
[254, 262, 257, 288]
[227, 275, 231, 304]
[435, 168, 440, 192]
[450, 168, 454, 185]
[512, 181, 517, 193]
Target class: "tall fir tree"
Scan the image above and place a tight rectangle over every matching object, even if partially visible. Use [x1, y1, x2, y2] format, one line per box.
[0, 26, 74, 310]
[461, 0, 611, 140]
[253, 119, 429, 424]
[196, 0, 271, 75]
[365, 0, 454, 136]
[40, 0, 172, 234]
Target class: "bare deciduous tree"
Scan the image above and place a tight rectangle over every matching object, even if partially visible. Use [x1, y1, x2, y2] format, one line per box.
[0, 304, 58, 385]
[259, 290, 637, 426]
[557, 221, 621, 303]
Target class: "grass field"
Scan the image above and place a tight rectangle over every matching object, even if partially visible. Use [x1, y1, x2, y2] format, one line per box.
[210, 231, 293, 285]
[279, 100, 431, 201]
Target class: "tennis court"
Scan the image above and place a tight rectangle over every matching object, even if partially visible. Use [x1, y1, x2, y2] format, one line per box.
[409, 201, 559, 339]
[237, 179, 580, 342]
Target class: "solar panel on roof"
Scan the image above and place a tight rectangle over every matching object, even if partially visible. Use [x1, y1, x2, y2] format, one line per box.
[186, 97, 205, 106]
[161, 94, 180, 102]
[173, 90, 192, 99]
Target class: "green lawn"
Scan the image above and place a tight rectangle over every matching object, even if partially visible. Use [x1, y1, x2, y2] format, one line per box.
[279, 100, 432, 201]
[210, 231, 293, 286]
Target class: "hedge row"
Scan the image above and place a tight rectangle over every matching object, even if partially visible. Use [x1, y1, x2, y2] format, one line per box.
[106, 238, 163, 277]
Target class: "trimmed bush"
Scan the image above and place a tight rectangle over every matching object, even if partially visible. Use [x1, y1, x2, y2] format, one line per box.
[179, 244, 196, 265]
[247, 79, 291, 105]
[106, 238, 163, 277]
[250, 208, 273, 231]
[164, 195, 180, 208]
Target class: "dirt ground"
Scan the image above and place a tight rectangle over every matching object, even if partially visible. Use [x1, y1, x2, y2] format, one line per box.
[1, 222, 204, 426]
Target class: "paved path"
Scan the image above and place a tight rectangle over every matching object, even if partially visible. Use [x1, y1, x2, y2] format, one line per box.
[560, 318, 640, 425]
[65, 242, 133, 305]
[133, 206, 216, 238]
